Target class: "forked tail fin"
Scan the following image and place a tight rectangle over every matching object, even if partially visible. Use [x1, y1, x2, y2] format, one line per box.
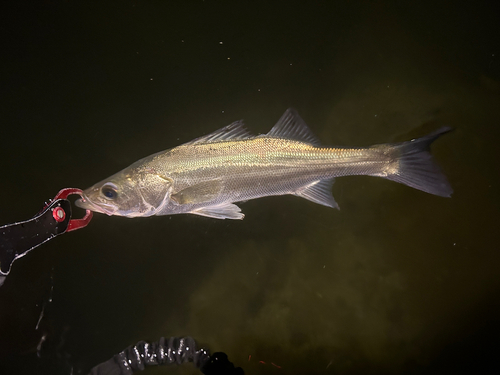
[385, 127, 453, 197]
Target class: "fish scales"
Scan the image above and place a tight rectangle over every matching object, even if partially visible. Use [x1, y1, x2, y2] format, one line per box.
[148, 139, 384, 207]
[76, 108, 452, 219]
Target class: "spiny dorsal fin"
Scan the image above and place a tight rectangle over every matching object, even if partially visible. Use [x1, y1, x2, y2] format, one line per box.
[267, 108, 321, 146]
[184, 120, 253, 145]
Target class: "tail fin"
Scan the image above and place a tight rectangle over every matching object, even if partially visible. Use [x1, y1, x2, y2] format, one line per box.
[385, 127, 453, 197]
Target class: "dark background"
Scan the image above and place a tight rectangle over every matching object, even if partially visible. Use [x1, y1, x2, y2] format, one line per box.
[0, 1, 499, 374]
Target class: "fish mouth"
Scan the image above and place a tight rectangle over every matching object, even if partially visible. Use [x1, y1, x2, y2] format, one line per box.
[75, 195, 118, 216]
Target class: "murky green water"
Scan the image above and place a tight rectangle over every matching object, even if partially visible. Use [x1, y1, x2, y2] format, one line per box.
[1, 1, 499, 374]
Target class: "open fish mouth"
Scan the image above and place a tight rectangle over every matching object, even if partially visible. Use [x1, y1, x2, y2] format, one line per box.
[75, 196, 117, 216]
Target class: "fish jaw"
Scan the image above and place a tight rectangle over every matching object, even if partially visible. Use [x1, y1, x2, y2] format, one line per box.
[75, 195, 118, 216]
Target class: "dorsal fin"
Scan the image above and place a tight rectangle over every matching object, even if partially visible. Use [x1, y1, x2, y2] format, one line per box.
[266, 108, 321, 146]
[184, 120, 253, 145]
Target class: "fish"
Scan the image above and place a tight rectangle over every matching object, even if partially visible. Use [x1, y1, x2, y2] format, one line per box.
[75, 108, 452, 220]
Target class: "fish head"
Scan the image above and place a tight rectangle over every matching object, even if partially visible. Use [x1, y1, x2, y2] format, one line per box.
[75, 167, 173, 218]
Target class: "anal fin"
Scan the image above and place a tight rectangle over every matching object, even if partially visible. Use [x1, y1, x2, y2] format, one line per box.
[191, 203, 244, 220]
[294, 178, 339, 209]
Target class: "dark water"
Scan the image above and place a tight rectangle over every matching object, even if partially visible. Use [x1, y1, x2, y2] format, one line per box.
[1, 1, 499, 374]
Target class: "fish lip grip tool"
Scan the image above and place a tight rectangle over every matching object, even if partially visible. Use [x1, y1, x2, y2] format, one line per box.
[47, 188, 93, 232]
[0, 188, 92, 280]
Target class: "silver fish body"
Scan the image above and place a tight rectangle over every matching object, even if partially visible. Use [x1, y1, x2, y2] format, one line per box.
[76, 109, 452, 219]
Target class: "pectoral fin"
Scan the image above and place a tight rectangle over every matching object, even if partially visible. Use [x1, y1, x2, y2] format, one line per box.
[171, 180, 224, 205]
[294, 178, 339, 209]
[191, 203, 244, 220]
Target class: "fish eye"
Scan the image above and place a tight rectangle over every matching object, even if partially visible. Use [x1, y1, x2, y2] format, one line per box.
[101, 183, 118, 200]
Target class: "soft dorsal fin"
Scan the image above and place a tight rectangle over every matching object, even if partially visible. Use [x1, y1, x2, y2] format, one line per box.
[266, 108, 321, 146]
[184, 120, 253, 145]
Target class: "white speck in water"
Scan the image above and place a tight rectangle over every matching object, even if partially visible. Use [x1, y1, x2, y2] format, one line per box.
[453, 243, 456, 246]
[323, 265, 326, 268]
[150, 78, 153, 81]
[258, 89, 260, 91]
[256, 272, 259, 275]
[227, 57, 230, 60]
[222, 110, 224, 113]
[36, 333, 47, 357]
[181, 40, 184, 42]
[374, 114, 377, 117]
[290, 63, 292, 66]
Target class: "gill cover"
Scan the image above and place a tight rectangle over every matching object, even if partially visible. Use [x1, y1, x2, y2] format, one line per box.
[77, 169, 173, 218]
